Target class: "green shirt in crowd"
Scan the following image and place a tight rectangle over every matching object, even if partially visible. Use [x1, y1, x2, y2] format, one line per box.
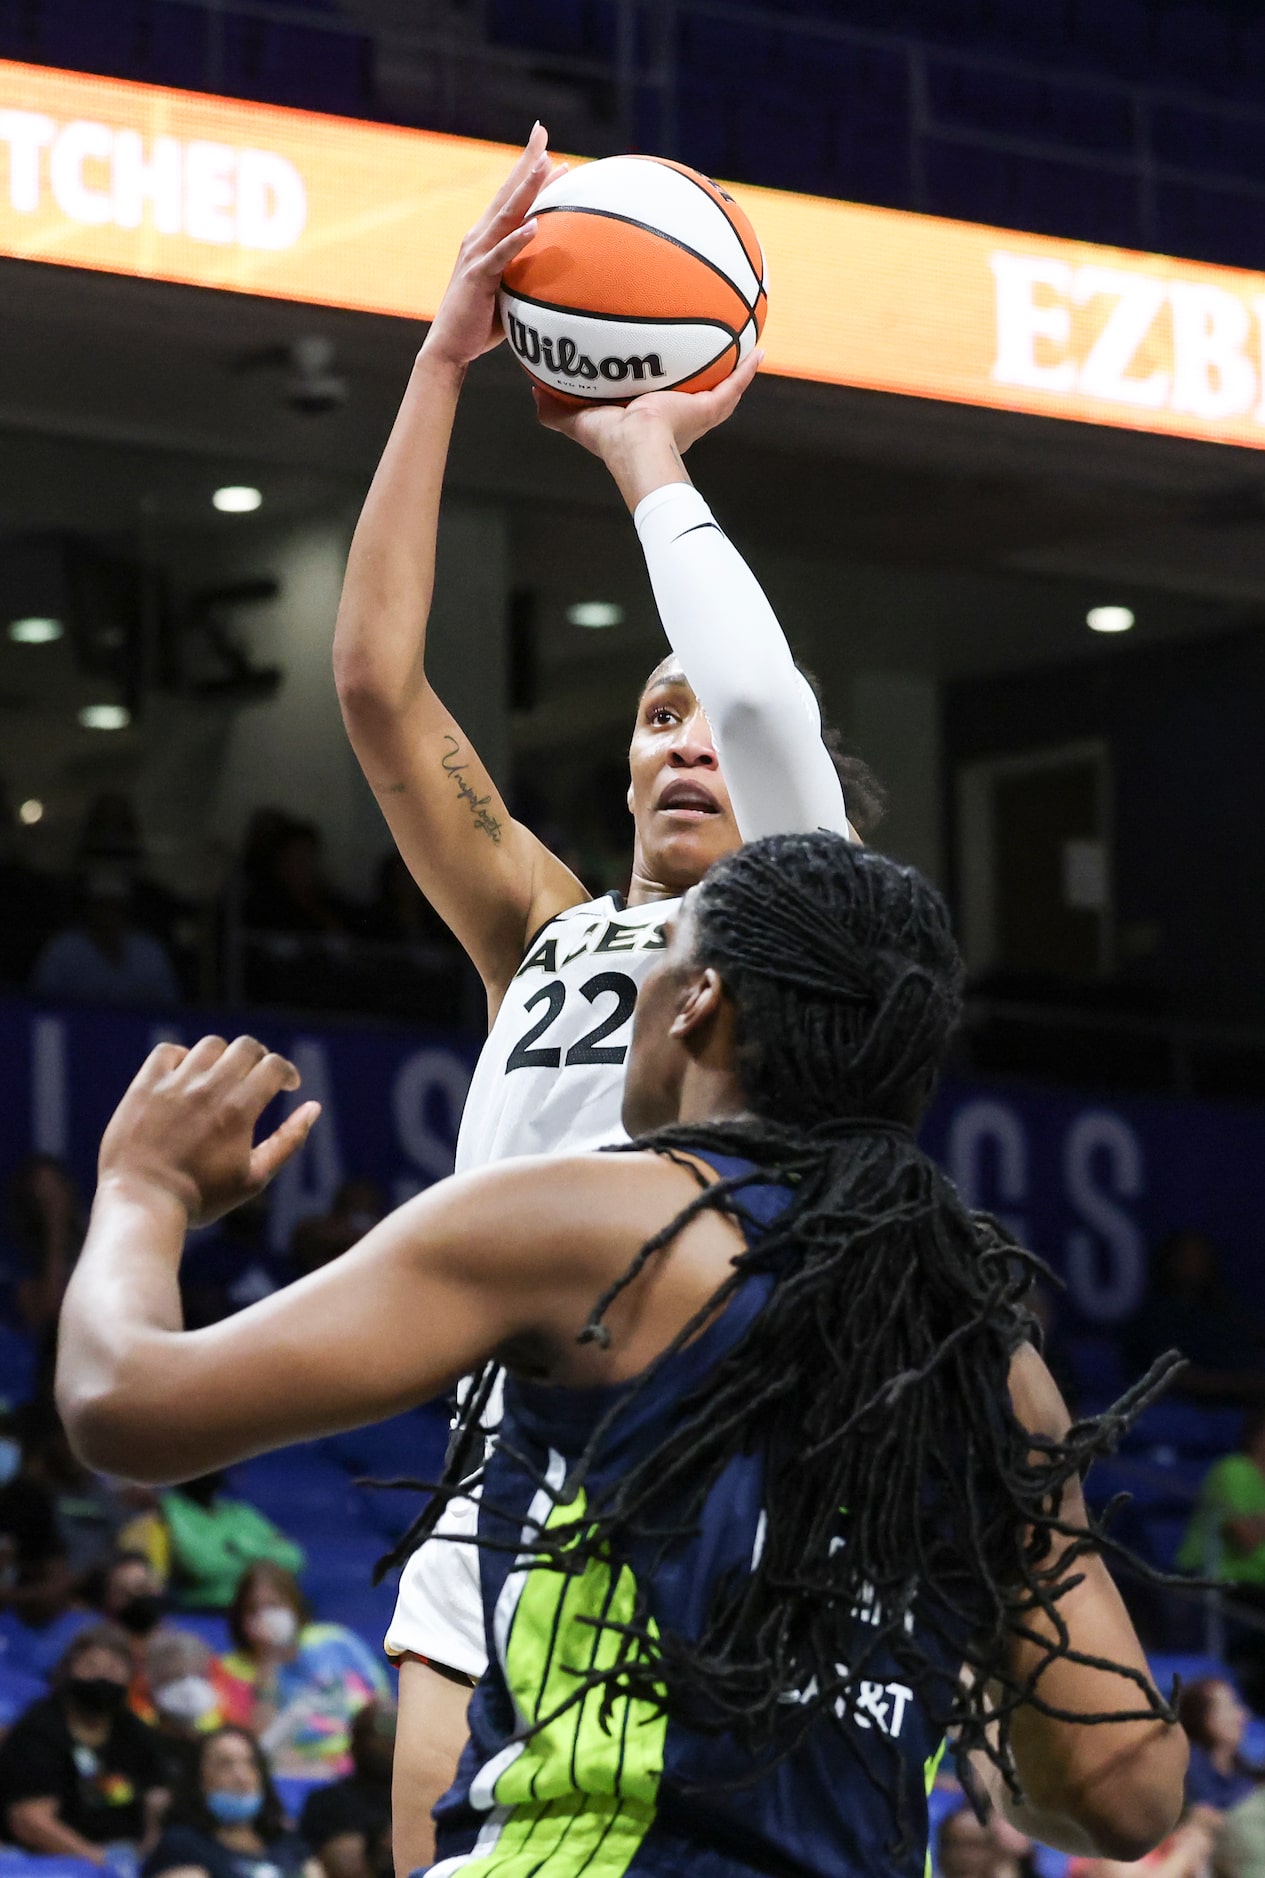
[161, 1488, 306, 1609]
[1178, 1453, 1265, 1582]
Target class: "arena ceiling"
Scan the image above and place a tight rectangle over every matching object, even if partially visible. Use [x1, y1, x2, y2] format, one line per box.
[0, 252, 1262, 814]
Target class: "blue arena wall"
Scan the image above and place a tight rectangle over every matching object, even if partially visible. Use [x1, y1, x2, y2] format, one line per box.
[1, 993, 1260, 1327]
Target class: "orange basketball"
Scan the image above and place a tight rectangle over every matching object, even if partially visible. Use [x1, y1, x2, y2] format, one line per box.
[499, 154, 767, 403]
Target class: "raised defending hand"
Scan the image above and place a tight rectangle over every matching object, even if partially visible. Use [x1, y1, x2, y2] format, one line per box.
[97, 1036, 321, 1229]
[423, 123, 567, 371]
[531, 345, 764, 462]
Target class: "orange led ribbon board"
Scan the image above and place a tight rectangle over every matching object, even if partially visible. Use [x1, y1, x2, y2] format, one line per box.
[3, 56, 1265, 449]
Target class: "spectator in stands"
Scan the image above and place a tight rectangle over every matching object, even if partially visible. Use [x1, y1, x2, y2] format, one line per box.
[21, 1402, 129, 1579]
[935, 1802, 1037, 1877]
[361, 852, 452, 950]
[0, 1417, 84, 1677]
[0, 777, 63, 991]
[241, 815, 352, 938]
[1179, 1678, 1259, 1811]
[1126, 1233, 1265, 1406]
[31, 868, 181, 1007]
[289, 1181, 383, 1278]
[87, 1551, 203, 1723]
[1179, 1412, 1265, 1708]
[4, 1151, 83, 1342]
[143, 1724, 307, 1878]
[214, 1564, 389, 1777]
[77, 791, 188, 962]
[1214, 1785, 1265, 1876]
[144, 1632, 226, 1788]
[0, 1622, 168, 1862]
[299, 1700, 394, 1878]
[159, 1474, 305, 1612]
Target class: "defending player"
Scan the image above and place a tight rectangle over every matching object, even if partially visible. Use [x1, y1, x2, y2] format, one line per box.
[332, 126, 878, 1858]
[58, 833, 1186, 1878]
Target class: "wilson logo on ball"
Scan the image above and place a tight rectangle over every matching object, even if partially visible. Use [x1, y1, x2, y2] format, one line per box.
[506, 314, 665, 384]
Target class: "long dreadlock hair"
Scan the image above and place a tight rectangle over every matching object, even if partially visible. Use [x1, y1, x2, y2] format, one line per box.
[384, 832, 1181, 1819]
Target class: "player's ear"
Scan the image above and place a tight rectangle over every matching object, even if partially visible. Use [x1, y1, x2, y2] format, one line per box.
[626, 779, 635, 817]
[670, 967, 724, 1041]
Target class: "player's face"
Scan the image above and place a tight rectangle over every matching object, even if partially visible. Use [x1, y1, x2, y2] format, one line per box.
[621, 896, 703, 1136]
[627, 661, 740, 893]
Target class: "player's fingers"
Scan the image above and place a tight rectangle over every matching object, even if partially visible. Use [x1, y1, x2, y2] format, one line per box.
[206, 1034, 270, 1086]
[131, 1041, 190, 1090]
[477, 219, 538, 278]
[531, 385, 575, 432]
[178, 1035, 229, 1078]
[234, 1051, 303, 1119]
[477, 123, 549, 229]
[248, 1101, 322, 1192]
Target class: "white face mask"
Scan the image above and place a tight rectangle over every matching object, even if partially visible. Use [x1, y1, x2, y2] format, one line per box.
[246, 1605, 299, 1648]
[154, 1675, 216, 1723]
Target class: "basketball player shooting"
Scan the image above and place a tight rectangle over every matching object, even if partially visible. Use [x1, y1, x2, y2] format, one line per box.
[57, 833, 1186, 1878]
[332, 124, 879, 1864]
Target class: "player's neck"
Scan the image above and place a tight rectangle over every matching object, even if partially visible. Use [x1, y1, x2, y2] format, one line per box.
[626, 870, 680, 906]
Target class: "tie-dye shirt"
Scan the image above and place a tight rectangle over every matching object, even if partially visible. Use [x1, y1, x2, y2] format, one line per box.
[213, 1623, 389, 1775]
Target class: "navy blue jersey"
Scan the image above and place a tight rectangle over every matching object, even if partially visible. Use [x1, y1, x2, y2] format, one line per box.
[430, 1153, 956, 1878]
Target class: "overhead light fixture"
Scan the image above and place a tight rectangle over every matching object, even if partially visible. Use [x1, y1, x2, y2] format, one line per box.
[1086, 605, 1135, 634]
[8, 616, 63, 644]
[213, 485, 263, 513]
[566, 601, 624, 629]
[78, 703, 131, 731]
[18, 799, 43, 825]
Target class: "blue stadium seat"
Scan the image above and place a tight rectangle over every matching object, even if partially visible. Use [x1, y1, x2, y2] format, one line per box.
[325, 1405, 449, 1485]
[0, 1662, 47, 1728]
[0, 1323, 37, 1413]
[1140, 1513, 1191, 1571]
[0, 1853, 100, 1878]
[225, 1445, 366, 1530]
[172, 1611, 232, 1653]
[0, 1606, 94, 1680]
[1124, 1399, 1241, 1455]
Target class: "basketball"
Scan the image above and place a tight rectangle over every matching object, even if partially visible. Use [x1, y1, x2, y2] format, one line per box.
[499, 154, 767, 403]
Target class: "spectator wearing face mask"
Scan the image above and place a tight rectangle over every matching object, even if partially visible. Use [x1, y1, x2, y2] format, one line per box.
[89, 1551, 219, 1728]
[144, 1632, 225, 1788]
[298, 1701, 394, 1878]
[142, 1725, 310, 1878]
[158, 1473, 305, 1611]
[214, 1565, 389, 1778]
[0, 1623, 168, 1862]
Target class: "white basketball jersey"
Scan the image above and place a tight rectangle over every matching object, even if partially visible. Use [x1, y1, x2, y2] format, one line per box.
[454, 892, 678, 1173]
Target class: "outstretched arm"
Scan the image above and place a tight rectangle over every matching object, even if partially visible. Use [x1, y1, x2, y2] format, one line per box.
[334, 126, 585, 1008]
[56, 1037, 691, 1486]
[534, 367, 852, 842]
[55, 1038, 565, 1481]
[999, 1343, 1186, 1860]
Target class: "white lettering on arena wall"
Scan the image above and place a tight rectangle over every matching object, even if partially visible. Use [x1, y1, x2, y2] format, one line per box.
[0, 109, 307, 250]
[944, 1094, 1147, 1325]
[990, 250, 1265, 425]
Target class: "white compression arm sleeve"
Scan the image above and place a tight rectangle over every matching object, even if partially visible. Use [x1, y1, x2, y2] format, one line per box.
[634, 482, 851, 841]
